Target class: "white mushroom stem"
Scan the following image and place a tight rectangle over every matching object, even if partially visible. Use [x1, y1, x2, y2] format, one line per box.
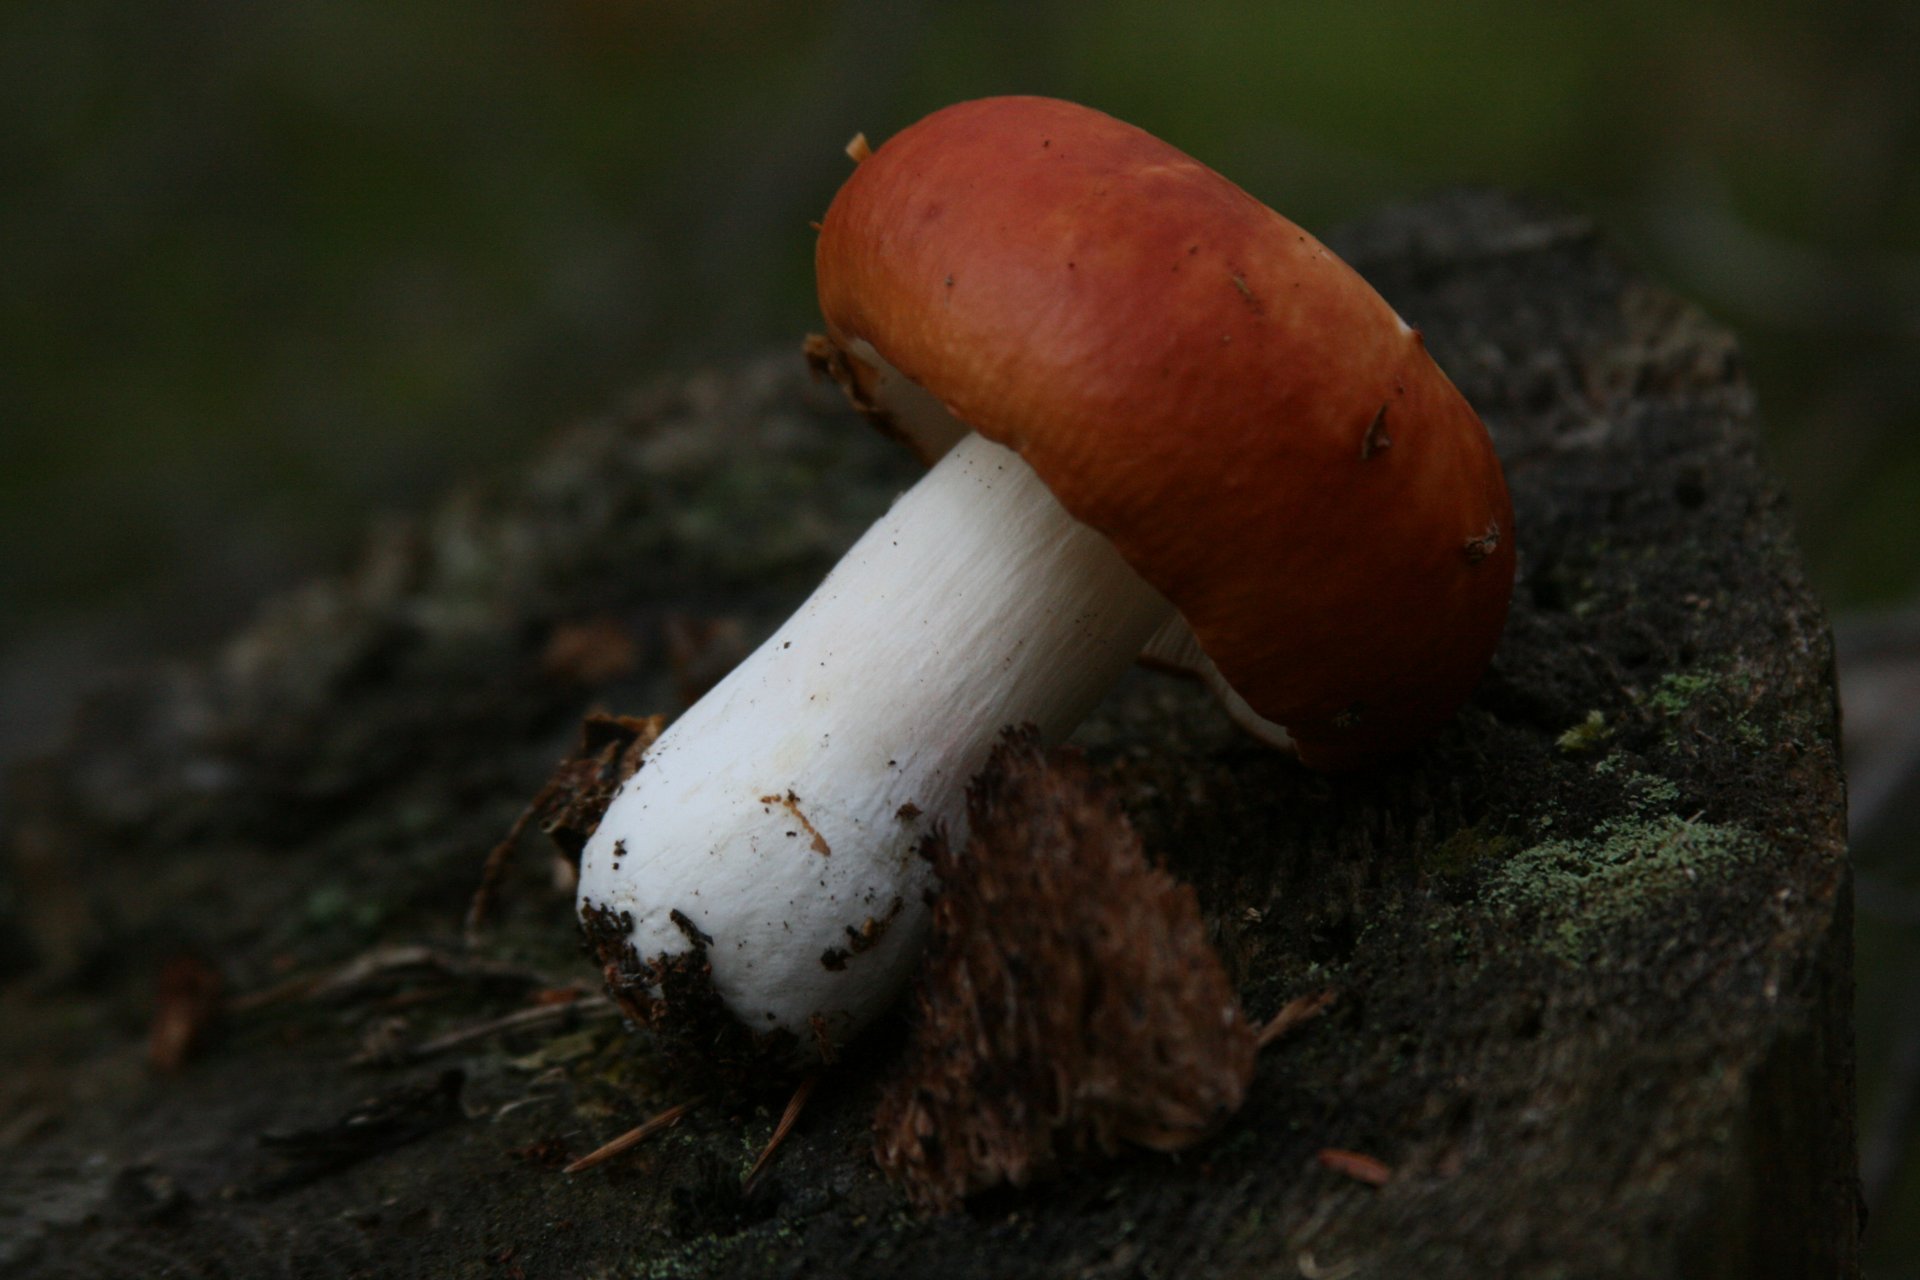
[576, 431, 1174, 1046]
[832, 337, 1292, 749]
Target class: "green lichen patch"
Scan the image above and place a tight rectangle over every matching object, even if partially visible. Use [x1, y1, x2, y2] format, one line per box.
[1640, 666, 1768, 750]
[1647, 672, 1719, 718]
[1582, 756, 1689, 817]
[1480, 813, 1769, 965]
[1587, 758, 1683, 814]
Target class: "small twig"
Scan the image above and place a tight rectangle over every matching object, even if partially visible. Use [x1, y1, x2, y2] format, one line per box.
[354, 992, 613, 1067]
[465, 789, 557, 947]
[564, 1099, 702, 1174]
[230, 944, 558, 1015]
[1257, 988, 1339, 1050]
[464, 711, 666, 946]
[743, 1074, 818, 1191]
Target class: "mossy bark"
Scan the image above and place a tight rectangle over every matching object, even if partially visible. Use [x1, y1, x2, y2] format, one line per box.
[1, 192, 1855, 1278]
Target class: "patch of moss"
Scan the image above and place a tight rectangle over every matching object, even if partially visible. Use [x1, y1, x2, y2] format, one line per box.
[1481, 813, 1767, 965]
[1555, 710, 1611, 753]
[1422, 822, 1515, 880]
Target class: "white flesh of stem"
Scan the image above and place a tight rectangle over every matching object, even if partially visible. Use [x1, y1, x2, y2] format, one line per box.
[576, 432, 1174, 1044]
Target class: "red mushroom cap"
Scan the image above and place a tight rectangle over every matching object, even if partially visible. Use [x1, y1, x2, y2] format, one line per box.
[815, 96, 1514, 768]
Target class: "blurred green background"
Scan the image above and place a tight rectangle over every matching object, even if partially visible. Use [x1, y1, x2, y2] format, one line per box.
[3, 0, 1918, 1267]
[5, 0, 1917, 636]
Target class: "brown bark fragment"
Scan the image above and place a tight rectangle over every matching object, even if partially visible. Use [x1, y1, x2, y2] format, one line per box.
[873, 729, 1256, 1212]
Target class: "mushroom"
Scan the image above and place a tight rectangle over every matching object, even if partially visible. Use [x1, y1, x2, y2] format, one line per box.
[576, 95, 1514, 1057]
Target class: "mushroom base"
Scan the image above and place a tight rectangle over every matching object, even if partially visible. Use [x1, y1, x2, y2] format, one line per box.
[580, 899, 824, 1072]
[576, 432, 1175, 1053]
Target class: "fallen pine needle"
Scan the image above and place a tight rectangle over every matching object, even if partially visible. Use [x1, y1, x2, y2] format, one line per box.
[564, 1099, 702, 1174]
[1316, 1147, 1392, 1186]
[1257, 988, 1339, 1050]
[744, 1074, 818, 1191]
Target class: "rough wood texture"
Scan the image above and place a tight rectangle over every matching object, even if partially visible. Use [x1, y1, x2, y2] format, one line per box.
[0, 192, 1856, 1278]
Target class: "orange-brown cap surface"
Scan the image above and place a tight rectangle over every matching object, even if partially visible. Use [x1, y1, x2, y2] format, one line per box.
[816, 96, 1514, 768]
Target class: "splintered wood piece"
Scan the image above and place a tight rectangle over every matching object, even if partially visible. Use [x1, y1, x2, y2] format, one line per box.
[873, 732, 1256, 1212]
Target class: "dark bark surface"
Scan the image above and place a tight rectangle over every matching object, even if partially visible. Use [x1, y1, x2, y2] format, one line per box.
[0, 191, 1855, 1278]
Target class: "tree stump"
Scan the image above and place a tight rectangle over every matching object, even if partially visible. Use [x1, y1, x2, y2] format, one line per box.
[0, 191, 1856, 1278]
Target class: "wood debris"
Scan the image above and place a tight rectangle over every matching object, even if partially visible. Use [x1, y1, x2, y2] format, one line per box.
[873, 729, 1256, 1212]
